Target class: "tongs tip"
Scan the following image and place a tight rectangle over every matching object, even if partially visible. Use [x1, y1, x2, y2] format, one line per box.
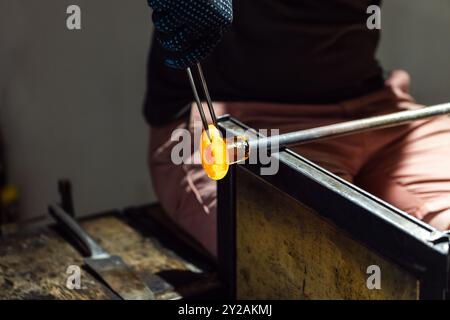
[186, 64, 217, 142]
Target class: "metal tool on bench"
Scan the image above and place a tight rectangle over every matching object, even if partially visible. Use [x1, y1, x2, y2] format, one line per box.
[48, 204, 156, 300]
[227, 102, 450, 163]
[186, 63, 218, 141]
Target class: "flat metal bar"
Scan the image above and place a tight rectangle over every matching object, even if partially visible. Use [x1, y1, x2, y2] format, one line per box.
[196, 63, 218, 126]
[249, 103, 450, 151]
[186, 67, 211, 140]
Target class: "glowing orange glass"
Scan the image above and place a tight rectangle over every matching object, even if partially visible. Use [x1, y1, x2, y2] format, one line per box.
[200, 125, 229, 180]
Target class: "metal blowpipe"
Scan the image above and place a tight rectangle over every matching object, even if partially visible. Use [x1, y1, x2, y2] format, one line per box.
[227, 103, 450, 163]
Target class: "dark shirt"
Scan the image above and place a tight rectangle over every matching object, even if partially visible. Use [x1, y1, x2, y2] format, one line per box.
[144, 0, 384, 126]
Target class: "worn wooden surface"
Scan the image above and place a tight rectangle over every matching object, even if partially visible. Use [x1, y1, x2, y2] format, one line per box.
[236, 168, 419, 300]
[0, 205, 218, 300]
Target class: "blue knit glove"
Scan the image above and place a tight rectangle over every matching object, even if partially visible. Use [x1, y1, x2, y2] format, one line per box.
[148, 0, 233, 69]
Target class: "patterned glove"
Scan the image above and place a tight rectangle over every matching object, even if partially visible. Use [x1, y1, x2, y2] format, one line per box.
[148, 0, 233, 69]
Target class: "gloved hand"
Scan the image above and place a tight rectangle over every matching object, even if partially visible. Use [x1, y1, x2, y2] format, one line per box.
[148, 0, 233, 69]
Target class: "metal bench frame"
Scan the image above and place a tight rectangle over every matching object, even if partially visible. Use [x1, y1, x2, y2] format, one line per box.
[217, 115, 450, 300]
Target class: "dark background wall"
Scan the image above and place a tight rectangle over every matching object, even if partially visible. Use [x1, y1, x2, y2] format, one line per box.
[0, 0, 155, 220]
[377, 0, 450, 104]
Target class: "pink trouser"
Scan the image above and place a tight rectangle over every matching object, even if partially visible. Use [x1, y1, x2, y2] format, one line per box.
[148, 70, 450, 257]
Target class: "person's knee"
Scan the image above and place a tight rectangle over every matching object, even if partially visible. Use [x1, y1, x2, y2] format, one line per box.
[423, 208, 450, 231]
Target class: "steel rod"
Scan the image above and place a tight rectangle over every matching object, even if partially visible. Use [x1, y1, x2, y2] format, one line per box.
[248, 103, 450, 152]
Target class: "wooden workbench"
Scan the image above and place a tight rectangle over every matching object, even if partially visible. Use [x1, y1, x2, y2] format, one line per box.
[0, 205, 220, 300]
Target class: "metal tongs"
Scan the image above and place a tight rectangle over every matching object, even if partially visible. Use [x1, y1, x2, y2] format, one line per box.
[186, 63, 218, 141]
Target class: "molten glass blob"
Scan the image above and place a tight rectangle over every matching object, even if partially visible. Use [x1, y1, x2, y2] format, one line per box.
[200, 125, 229, 180]
[200, 125, 251, 180]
